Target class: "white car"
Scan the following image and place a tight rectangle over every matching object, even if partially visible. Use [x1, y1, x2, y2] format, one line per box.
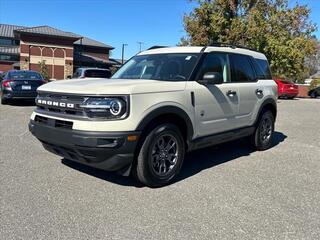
[29, 45, 277, 187]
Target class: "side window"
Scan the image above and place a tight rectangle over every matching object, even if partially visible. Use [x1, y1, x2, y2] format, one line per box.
[253, 59, 272, 79]
[230, 54, 256, 82]
[196, 53, 229, 82]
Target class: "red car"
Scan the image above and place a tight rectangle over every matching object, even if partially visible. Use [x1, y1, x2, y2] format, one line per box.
[274, 78, 299, 99]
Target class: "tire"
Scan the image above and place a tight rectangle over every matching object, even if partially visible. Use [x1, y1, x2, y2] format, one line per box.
[1, 97, 7, 105]
[134, 123, 185, 187]
[250, 110, 275, 151]
[310, 92, 317, 98]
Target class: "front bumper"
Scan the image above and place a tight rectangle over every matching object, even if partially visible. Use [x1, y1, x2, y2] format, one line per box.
[29, 120, 140, 172]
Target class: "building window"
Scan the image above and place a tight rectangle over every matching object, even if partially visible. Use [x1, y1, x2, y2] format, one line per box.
[0, 54, 19, 61]
[0, 38, 19, 46]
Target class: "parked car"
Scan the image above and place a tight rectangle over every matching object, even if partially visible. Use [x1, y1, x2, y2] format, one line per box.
[1, 70, 46, 104]
[29, 45, 277, 187]
[274, 78, 299, 99]
[308, 86, 320, 98]
[72, 68, 111, 79]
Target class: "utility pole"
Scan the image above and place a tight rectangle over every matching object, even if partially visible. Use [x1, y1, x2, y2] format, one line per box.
[137, 41, 144, 52]
[121, 43, 128, 65]
[79, 37, 83, 68]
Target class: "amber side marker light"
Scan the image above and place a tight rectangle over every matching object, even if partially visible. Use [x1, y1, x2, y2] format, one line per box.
[127, 135, 138, 142]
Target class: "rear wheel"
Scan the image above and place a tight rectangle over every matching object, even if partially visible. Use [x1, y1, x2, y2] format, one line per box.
[250, 110, 275, 151]
[133, 123, 185, 187]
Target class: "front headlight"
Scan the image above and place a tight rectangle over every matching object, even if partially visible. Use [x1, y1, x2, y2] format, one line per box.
[80, 97, 128, 119]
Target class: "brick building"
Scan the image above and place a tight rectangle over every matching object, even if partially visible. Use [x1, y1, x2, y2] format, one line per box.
[0, 24, 115, 79]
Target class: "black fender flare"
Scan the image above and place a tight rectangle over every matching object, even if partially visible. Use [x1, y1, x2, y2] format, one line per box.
[255, 98, 277, 125]
[135, 106, 194, 141]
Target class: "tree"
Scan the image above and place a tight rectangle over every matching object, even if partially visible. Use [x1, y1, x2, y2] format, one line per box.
[181, 0, 318, 82]
[38, 60, 50, 80]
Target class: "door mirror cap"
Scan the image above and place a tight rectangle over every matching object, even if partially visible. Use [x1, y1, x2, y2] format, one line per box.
[199, 72, 223, 85]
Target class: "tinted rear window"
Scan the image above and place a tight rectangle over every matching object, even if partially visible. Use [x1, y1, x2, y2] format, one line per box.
[230, 54, 256, 82]
[254, 59, 272, 79]
[8, 72, 43, 80]
[84, 70, 111, 78]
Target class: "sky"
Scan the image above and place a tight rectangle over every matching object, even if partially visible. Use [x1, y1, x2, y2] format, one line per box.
[0, 0, 319, 60]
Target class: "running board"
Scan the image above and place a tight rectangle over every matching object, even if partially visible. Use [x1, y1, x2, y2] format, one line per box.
[189, 126, 255, 151]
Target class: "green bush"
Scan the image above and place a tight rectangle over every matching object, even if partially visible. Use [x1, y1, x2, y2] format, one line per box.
[38, 60, 50, 80]
[309, 79, 320, 90]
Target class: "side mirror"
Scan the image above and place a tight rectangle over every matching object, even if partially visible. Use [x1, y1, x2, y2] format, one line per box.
[199, 72, 223, 85]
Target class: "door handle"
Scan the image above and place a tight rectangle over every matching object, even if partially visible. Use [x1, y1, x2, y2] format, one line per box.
[255, 89, 263, 96]
[226, 90, 237, 97]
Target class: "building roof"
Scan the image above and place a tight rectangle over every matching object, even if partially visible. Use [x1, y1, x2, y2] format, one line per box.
[74, 52, 118, 65]
[310, 71, 320, 79]
[109, 58, 126, 66]
[0, 24, 26, 38]
[0, 45, 19, 55]
[14, 25, 81, 39]
[74, 37, 114, 49]
[0, 24, 113, 49]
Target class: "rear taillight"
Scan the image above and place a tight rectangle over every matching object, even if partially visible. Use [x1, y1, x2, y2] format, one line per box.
[2, 80, 13, 88]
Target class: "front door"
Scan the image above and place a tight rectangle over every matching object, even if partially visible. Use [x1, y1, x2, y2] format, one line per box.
[187, 52, 239, 138]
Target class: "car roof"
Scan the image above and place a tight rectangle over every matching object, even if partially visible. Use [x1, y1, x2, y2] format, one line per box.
[139, 46, 267, 60]
[7, 70, 39, 73]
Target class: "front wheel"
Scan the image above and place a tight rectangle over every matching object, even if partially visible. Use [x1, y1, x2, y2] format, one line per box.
[134, 123, 185, 187]
[250, 110, 275, 151]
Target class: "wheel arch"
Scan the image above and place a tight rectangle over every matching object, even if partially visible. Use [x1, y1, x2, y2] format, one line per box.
[135, 105, 194, 143]
[255, 98, 277, 125]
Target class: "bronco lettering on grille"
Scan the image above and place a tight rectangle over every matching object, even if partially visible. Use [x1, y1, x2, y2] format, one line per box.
[37, 99, 75, 108]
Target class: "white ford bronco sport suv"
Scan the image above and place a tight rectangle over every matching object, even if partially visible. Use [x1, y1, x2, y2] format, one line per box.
[29, 45, 277, 187]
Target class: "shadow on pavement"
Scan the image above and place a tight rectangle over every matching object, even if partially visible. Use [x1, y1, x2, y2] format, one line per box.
[176, 131, 287, 183]
[62, 131, 287, 188]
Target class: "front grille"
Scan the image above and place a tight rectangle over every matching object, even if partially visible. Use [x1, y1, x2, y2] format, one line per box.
[35, 115, 73, 129]
[36, 93, 86, 118]
[55, 119, 73, 129]
[35, 115, 48, 124]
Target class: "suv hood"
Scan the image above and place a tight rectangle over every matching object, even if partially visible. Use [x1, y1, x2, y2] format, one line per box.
[37, 78, 186, 95]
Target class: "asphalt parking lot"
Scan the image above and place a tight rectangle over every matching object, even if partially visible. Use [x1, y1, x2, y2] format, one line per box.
[1, 99, 320, 240]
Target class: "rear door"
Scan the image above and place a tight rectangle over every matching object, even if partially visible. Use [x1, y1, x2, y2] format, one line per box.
[229, 54, 264, 128]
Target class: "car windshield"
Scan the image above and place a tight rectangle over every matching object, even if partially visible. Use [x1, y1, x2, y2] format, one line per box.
[8, 71, 43, 80]
[112, 53, 200, 81]
[84, 70, 111, 78]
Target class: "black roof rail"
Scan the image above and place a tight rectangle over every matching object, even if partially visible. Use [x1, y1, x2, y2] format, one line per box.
[207, 41, 261, 53]
[147, 45, 168, 50]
